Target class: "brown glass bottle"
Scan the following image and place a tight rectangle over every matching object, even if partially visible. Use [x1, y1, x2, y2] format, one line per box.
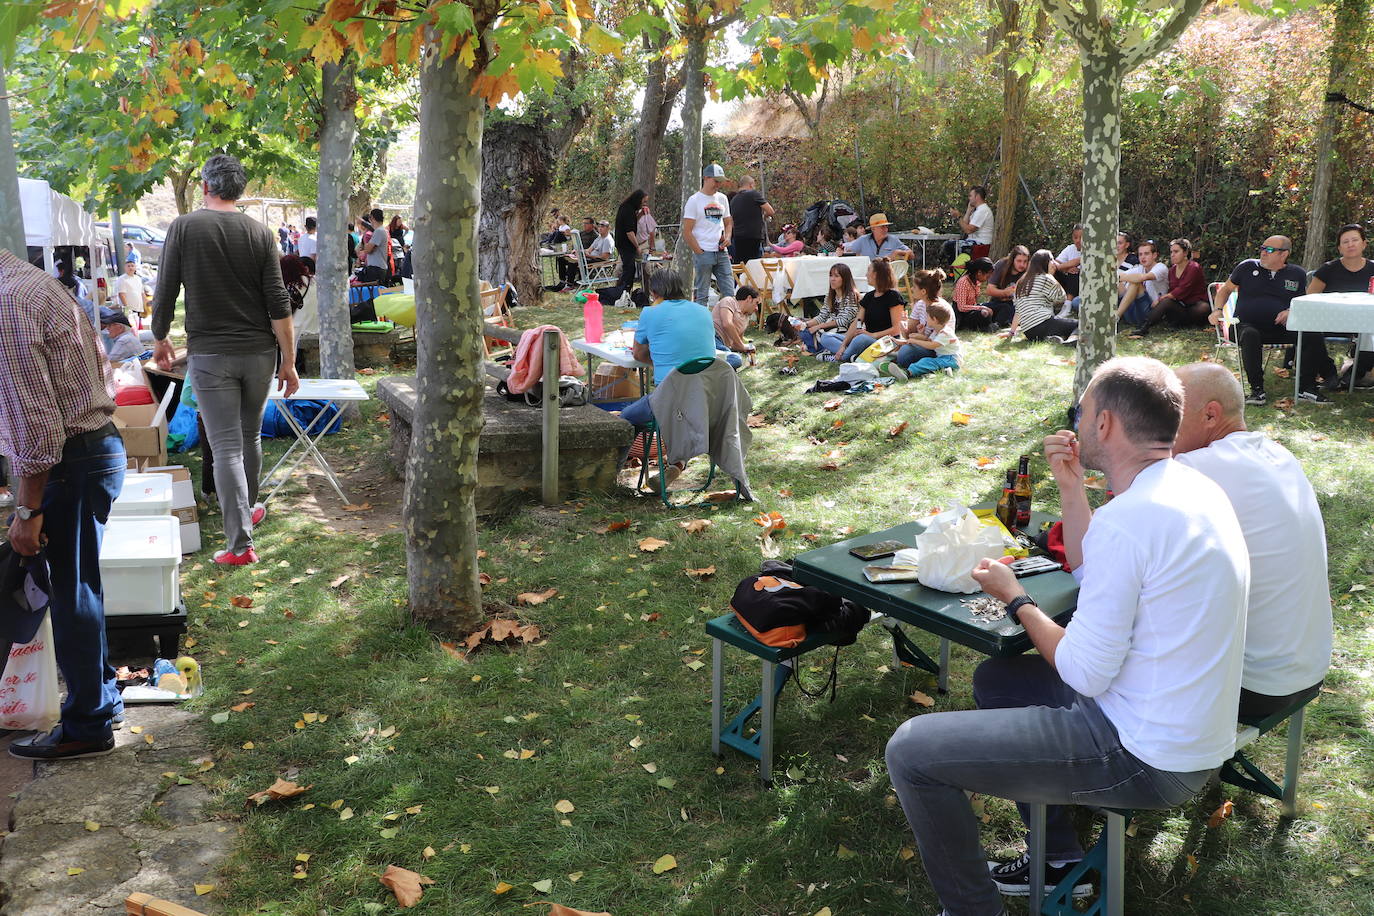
[1014, 455, 1032, 530]
[996, 469, 1017, 530]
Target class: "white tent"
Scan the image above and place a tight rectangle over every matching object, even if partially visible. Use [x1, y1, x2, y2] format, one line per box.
[19, 177, 99, 274]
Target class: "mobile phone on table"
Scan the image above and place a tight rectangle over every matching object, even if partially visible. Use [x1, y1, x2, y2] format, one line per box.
[1008, 555, 1063, 578]
[848, 540, 910, 561]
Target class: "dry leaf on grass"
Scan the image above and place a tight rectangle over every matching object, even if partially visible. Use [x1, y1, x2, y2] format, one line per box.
[230, 701, 254, 712]
[328, 574, 351, 589]
[705, 490, 739, 502]
[638, 537, 669, 552]
[517, 588, 558, 606]
[342, 503, 372, 512]
[831, 418, 843, 429]
[594, 519, 634, 534]
[754, 511, 787, 558]
[888, 421, 909, 438]
[246, 778, 312, 807]
[950, 411, 972, 425]
[1274, 397, 1295, 410]
[462, 619, 544, 651]
[909, 690, 936, 708]
[543, 905, 613, 916]
[229, 595, 253, 608]
[822, 397, 843, 411]
[747, 414, 769, 428]
[379, 865, 435, 908]
[800, 533, 820, 543]
[440, 641, 465, 660]
[679, 518, 712, 534]
[684, 566, 716, 579]
[1206, 799, 1234, 828]
[652, 854, 677, 874]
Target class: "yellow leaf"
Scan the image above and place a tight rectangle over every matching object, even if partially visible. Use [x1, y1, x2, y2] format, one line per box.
[67, 867, 85, 877]
[339, 807, 354, 820]
[311, 26, 346, 67]
[568, 871, 584, 882]
[583, 22, 620, 56]
[951, 411, 972, 425]
[899, 846, 916, 861]
[651, 853, 677, 874]
[129, 725, 143, 734]
[909, 690, 936, 708]
[405, 804, 424, 815]
[194, 884, 215, 896]
[532, 878, 554, 893]
[379, 33, 398, 67]
[493, 881, 514, 894]
[151, 108, 177, 127]
[854, 28, 873, 52]
[296, 853, 312, 863]
[83, 820, 100, 832]
[202, 100, 228, 117]
[562, 0, 582, 38]
[554, 799, 575, 814]
[344, 20, 367, 56]
[422, 846, 436, 859]
[242, 741, 255, 750]
[344, 755, 360, 765]
[836, 844, 858, 859]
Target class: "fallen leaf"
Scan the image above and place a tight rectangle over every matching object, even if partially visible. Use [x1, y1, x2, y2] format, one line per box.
[1187, 852, 1199, 876]
[567, 872, 584, 882]
[801, 533, 820, 543]
[517, 588, 558, 606]
[546, 906, 611, 916]
[814, 909, 834, 916]
[747, 413, 769, 427]
[831, 418, 844, 429]
[642, 762, 658, 773]
[679, 518, 712, 534]
[656, 776, 677, 789]
[554, 799, 576, 814]
[951, 411, 972, 425]
[638, 536, 669, 552]
[1206, 799, 1234, 828]
[379, 826, 400, 839]
[899, 846, 916, 861]
[909, 690, 936, 708]
[888, 421, 909, 438]
[478, 572, 492, 587]
[493, 881, 514, 894]
[836, 844, 858, 860]
[230, 701, 254, 712]
[652, 854, 677, 874]
[422, 846, 436, 860]
[67, 867, 85, 876]
[247, 778, 312, 806]
[379, 865, 435, 908]
[344, 755, 360, 765]
[532, 878, 554, 893]
[230, 595, 253, 608]
[1274, 397, 1295, 411]
[975, 456, 995, 468]
[342, 502, 373, 512]
[705, 490, 739, 502]
[1274, 366, 1291, 379]
[441, 641, 465, 659]
[684, 566, 716, 579]
[329, 574, 351, 588]
[83, 820, 100, 832]
[194, 884, 215, 896]
[822, 397, 843, 411]
[209, 711, 230, 725]
[242, 741, 255, 750]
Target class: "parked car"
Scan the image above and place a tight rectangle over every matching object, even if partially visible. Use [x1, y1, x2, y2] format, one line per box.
[96, 221, 165, 265]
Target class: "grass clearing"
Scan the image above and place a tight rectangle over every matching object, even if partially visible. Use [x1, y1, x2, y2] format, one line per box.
[179, 297, 1374, 914]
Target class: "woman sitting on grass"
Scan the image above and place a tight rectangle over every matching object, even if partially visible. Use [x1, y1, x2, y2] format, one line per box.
[1008, 249, 1078, 343]
[838, 258, 907, 362]
[984, 245, 1029, 328]
[952, 257, 997, 332]
[799, 263, 860, 360]
[883, 302, 962, 380]
[890, 268, 951, 371]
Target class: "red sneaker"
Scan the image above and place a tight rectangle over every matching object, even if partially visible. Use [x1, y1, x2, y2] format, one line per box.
[213, 548, 259, 566]
[250, 503, 267, 526]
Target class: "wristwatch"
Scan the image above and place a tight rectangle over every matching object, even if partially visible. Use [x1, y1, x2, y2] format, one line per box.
[14, 505, 42, 521]
[1004, 594, 1037, 626]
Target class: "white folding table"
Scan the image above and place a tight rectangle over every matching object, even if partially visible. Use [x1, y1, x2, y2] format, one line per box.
[572, 332, 652, 402]
[260, 378, 370, 504]
[743, 255, 909, 302]
[1287, 292, 1374, 401]
[893, 232, 959, 269]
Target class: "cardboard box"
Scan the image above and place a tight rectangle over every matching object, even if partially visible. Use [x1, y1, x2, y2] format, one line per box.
[141, 464, 201, 554]
[113, 387, 174, 467]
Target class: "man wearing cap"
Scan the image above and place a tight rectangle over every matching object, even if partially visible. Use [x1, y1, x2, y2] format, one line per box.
[114, 257, 148, 317]
[683, 164, 736, 307]
[843, 213, 911, 261]
[100, 308, 143, 363]
[587, 219, 616, 264]
[0, 246, 127, 761]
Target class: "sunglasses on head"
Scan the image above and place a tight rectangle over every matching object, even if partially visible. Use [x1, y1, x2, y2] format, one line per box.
[1259, 246, 1289, 253]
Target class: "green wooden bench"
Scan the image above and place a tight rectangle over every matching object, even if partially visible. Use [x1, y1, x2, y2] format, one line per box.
[708, 613, 853, 786]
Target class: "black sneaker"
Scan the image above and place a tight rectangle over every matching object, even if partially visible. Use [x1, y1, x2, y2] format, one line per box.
[1298, 389, 1331, 405]
[9, 725, 116, 761]
[988, 852, 1092, 898]
[1245, 389, 1267, 406]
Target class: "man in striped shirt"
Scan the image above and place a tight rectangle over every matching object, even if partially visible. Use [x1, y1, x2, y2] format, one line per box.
[0, 249, 127, 761]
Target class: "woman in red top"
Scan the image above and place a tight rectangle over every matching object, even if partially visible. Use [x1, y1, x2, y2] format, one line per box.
[1132, 237, 1208, 336]
[951, 257, 996, 332]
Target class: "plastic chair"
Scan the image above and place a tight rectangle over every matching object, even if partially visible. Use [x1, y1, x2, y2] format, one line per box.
[1210, 281, 1287, 379]
[756, 258, 788, 327]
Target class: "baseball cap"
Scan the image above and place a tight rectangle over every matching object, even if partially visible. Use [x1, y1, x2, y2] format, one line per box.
[125, 251, 139, 262]
[702, 163, 726, 179]
[100, 307, 131, 327]
[0, 544, 52, 645]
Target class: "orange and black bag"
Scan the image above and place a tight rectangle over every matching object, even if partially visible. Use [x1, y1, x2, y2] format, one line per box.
[729, 561, 868, 649]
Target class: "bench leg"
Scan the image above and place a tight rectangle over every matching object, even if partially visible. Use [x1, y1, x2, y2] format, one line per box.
[938, 638, 950, 695]
[711, 638, 724, 757]
[1028, 802, 1046, 912]
[1105, 810, 1126, 916]
[1282, 706, 1305, 817]
[760, 660, 777, 785]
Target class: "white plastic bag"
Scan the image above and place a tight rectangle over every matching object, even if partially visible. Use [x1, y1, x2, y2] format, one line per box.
[0, 615, 61, 732]
[915, 506, 1009, 593]
[838, 361, 879, 383]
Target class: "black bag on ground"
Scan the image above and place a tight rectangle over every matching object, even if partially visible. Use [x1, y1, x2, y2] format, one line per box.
[730, 559, 867, 648]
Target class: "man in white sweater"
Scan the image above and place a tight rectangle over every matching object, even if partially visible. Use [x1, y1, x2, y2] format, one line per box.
[887, 357, 1250, 915]
[1173, 361, 1332, 720]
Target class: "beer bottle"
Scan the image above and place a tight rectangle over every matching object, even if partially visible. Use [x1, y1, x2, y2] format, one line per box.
[1014, 455, 1033, 530]
[996, 469, 1017, 530]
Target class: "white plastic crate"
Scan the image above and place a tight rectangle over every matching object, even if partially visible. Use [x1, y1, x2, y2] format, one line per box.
[100, 516, 182, 616]
[112, 473, 174, 518]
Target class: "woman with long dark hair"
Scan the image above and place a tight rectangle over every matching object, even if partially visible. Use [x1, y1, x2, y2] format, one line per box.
[602, 189, 648, 306]
[985, 244, 1029, 328]
[838, 259, 907, 361]
[1009, 249, 1077, 342]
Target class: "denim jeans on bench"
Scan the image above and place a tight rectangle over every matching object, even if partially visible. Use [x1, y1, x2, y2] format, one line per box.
[886, 655, 1212, 916]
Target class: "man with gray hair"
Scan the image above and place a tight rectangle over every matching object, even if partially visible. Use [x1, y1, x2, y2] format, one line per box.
[886, 357, 1250, 912]
[151, 153, 299, 566]
[1173, 361, 1332, 721]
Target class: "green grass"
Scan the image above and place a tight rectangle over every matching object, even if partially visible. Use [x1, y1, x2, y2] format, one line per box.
[177, 298, 1374, 915]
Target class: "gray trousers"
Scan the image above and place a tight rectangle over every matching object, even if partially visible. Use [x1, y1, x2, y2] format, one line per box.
[188, 351, 277, 553]
[886, 655, 1213, 916]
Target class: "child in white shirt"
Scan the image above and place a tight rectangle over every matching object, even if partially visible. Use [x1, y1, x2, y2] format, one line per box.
[886, 301, 962, 379]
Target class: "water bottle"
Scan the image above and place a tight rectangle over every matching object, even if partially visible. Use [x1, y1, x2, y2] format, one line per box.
[582, 291, 603, 343]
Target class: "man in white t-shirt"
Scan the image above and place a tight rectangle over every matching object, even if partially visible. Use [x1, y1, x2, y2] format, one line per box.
[297, 216, 318, 261]
[587, 220, 615, 261]
[682, 163, 735, 307]
[1053, 223, 1084, 299]
[114, 259, 148, 316]
[1173, 361, 1332, 719]
[886, 357, 1249, 912]
[943, 184, 995, 265]
[1116, 239, 1168, 327]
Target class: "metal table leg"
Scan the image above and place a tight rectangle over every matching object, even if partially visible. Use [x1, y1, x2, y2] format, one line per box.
[260, 399, 351, 504]
[1294, 330, 1302, 403]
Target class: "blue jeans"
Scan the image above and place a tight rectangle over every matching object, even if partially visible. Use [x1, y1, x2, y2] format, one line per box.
[41, 427, 126, 741]
[620, 395, 654, 427]
[842, 333, 879, 362]
[714, 336, 743, 370]
[1121, 292, 1152, 325]
[895, 343, 937, 368]
[886, 655, 1213, 916]
[908, 354, 959, 376]
[801, 329, 846, 355]
[692, 250, 735, 307]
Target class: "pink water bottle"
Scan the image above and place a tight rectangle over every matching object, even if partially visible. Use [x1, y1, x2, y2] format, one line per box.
[582, 291, 603, 343]
[1367, 276, 1374, 295]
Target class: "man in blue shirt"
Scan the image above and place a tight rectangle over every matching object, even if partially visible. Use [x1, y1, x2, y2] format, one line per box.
[843, 213, 910, 261]
[621, 268, 717, 427]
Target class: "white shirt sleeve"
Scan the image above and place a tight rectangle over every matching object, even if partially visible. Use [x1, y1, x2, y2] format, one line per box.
[1053, 517, 1142, 697]
[683, 194, 704, 223]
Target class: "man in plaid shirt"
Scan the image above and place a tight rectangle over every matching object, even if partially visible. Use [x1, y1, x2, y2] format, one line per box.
[0, 249, 127, 761]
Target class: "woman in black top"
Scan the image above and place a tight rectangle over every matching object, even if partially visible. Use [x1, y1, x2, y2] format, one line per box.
[1308, 223, 1374, 385]
[984, 244, 1028, 328]
[839, 259, 907, 361]
[601, 189, 648, 306]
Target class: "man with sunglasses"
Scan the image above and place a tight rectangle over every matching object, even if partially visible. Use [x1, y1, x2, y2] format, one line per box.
[1212, 235, 1338, 405]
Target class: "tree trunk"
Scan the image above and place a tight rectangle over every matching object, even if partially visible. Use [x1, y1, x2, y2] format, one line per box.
[1071, 52, 1124, 400]
[348, 186, 372, 225]
[1302, 0, 1370, 269]
[477, 110, 588, 305]
[992, 1, 1047, 258]
[406, 39, 488, 636]
[0, 63, 26, 257]
[673, 23, 709, 271]
[109, 210, 123, 270]
[631, 47, 681, 196]
[170, 165, 196, 215]
[317, 58, 359, 380]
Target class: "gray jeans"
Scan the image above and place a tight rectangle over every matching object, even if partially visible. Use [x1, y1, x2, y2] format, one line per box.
[886, 655, 1213, 916]
[692, 250, 735, 307]
[188, 351, 277, 553]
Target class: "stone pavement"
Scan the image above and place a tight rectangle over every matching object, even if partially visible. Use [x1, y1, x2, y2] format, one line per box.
[0, 707, 234, 915]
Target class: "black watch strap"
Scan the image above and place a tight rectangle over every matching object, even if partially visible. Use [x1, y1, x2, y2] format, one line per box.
[1005, 594, 1037, 626]
[16, 505, 43, 521]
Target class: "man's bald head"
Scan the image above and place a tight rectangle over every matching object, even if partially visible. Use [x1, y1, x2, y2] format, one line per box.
[738, 175, 755, 189]
[1173, 362, 1247, 455]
